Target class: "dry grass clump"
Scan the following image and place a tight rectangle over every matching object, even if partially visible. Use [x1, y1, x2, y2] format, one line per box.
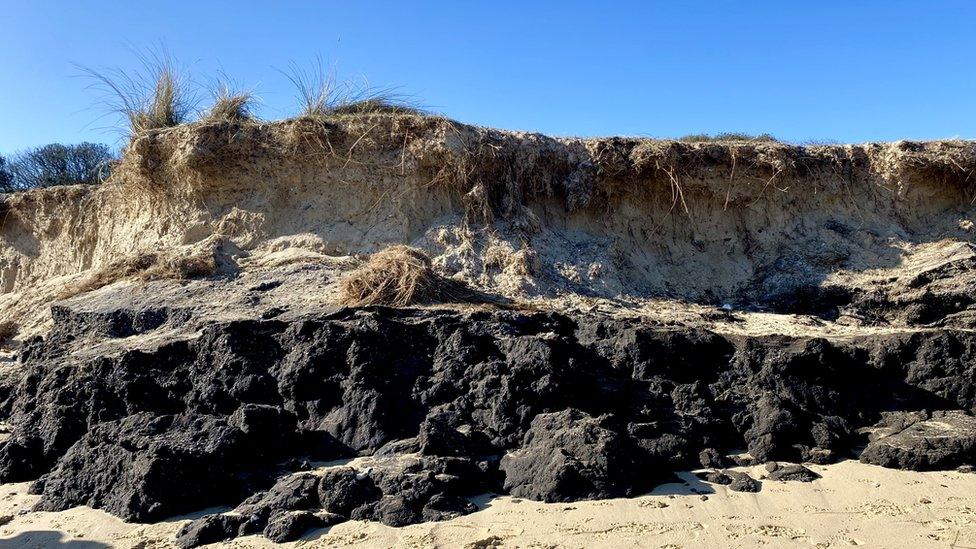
[284, 59, 421, 119]
[80, 51, 195, 137]
[330, 96, 423, 116]
[284, 59, 334, 118]
[61, 249, 217, 299]
[203, 83, 255, 122]
[131, 64, 191, 132]
[338, 245, 481, 307]
[78, 52, 425, 149]
[678, 132, 779, 143]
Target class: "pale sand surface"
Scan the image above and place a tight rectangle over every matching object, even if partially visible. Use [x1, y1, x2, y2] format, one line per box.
[0, 460, 974, 548]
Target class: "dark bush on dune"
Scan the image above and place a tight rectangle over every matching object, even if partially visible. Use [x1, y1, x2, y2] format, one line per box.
[1, 142, 115, 192]
[0, 155, 12, 191]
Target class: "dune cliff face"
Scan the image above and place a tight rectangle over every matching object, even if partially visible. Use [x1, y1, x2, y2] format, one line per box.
[1, 114, 976, 545]
[2, 114, 976, 332]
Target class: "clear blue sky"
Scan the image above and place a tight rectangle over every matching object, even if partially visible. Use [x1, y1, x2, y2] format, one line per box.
[1, 1, 974, 152]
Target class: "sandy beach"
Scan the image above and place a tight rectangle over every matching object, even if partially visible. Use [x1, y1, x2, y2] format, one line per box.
[1, 460, 974, 548]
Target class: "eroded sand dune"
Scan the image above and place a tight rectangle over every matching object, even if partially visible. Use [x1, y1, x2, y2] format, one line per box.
[2, 114, 975, 334]
[1, 113, 975, 547]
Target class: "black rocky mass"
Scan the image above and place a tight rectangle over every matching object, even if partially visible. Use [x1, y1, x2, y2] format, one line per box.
[0, 305, 974, 545]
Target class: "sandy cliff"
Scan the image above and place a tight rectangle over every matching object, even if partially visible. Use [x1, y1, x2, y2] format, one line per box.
[2, 114, 975, 337]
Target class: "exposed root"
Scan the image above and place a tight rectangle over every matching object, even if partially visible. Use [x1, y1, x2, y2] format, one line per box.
[104, 114, 976, 230]
[724, 149, 737, 211]
[661, 164, 690, 215]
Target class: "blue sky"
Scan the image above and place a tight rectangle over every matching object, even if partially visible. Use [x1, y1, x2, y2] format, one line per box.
[1, 1, 974, 152]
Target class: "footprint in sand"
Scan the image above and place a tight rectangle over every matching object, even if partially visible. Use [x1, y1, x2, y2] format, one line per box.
[561, 521, 704, 537]
[847, 499, 909, 517]
[924, 515, 975, 532]
[724, 523, 808, 543]
[637, 500, 670, 509]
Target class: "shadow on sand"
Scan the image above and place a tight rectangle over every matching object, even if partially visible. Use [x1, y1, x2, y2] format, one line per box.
[648, 471, 717, 496]
[0, 531, 109, 549]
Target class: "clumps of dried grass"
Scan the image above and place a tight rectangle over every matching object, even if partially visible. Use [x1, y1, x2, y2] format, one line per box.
[203, 82, 255, 122]
[284, 59, 422, 119]
[330, 96, 423, 116]
[61, 248, 217, 299]
[678, 132, 779, 143]
[338, 245, 484, 307]
[80, 50, 195, 137]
